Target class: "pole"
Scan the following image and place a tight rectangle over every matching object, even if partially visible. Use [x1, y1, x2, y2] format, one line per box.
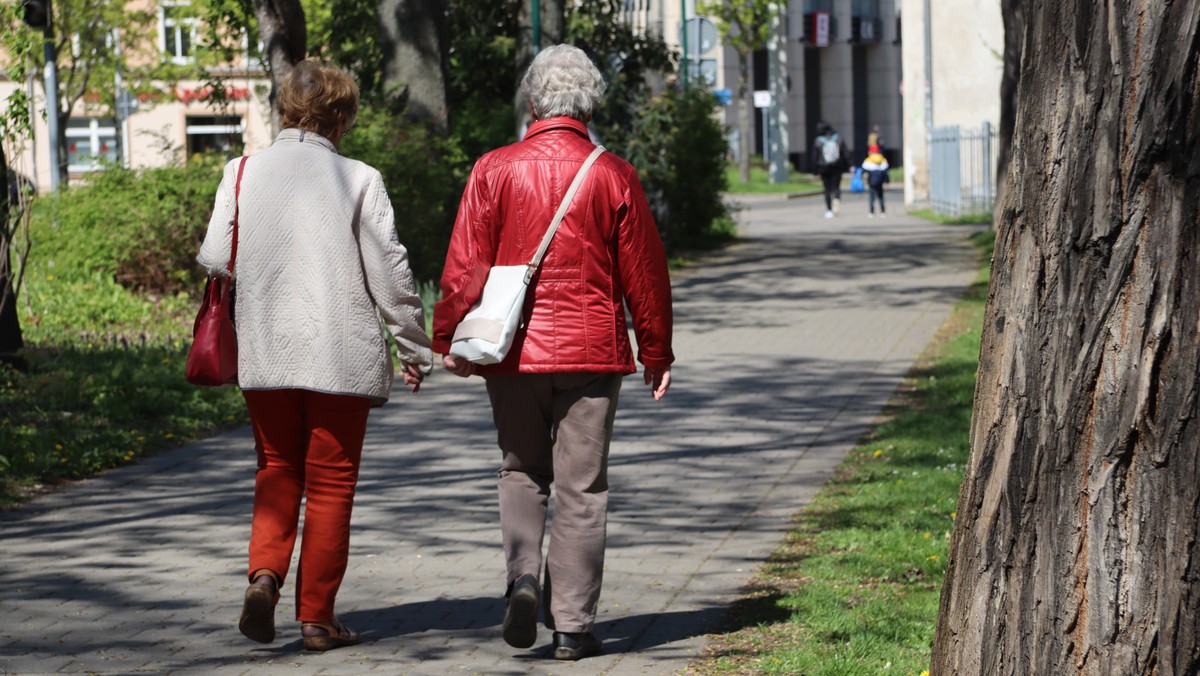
[923, 0, 933, 137]
[42, 13, 61, 191]
[680, 0, 688, 88]
[767, 1, 789, 184]
[531, 0, 541, 54]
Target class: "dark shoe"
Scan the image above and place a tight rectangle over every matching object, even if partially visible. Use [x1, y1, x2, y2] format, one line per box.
[553, 631, 601, 660]
[502, 574, 540, 649]
[238, 574, 279, 644]
[301, 618, 361, 652]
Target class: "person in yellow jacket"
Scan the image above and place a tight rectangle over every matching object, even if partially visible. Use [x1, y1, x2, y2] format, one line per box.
[861, 144, 890, 218]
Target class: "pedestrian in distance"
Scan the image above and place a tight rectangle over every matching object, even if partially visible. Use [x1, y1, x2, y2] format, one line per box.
[861, 144, 890, 217]
[812, 122, 850, 218]
[433, 44, 674, 662]
[196, 60, 433, 652]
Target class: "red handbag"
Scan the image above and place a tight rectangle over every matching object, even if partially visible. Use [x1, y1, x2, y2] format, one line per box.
[186, 156, 248, 387]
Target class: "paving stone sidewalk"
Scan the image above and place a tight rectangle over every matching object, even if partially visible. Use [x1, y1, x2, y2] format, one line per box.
[1, 190, 982, 675]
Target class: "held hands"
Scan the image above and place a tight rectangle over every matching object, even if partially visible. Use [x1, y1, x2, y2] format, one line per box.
[400, 362, 426, 393]
[644, 368, 671, 401]
[442, 354, 477, 378]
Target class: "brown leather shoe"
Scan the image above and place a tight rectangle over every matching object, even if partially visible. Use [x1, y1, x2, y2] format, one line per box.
[238, 574, 280, 644]
[301, 618, 361, 652]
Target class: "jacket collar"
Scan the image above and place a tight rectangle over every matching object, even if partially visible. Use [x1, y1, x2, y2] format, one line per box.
[274, 128, 339, 153]
[523, 116, 591, 141]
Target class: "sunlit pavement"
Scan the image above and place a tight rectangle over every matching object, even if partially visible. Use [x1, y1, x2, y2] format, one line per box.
[0, 188, 982, 675]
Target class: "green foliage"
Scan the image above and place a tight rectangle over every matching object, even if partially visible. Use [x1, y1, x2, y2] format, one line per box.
[696, 0, 774, 57]
[568, 0, 677, 139]
[28, 155, 224, 295]
[615, 87, 733, 251]
[303, 0, 386, 98]
[445, 0, 521, 160]
[340, 104, 471, 284]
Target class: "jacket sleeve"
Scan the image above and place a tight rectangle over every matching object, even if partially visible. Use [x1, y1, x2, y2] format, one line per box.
[616, 166, 675, 371]
[358, 170, 434, 372]
[432, 160, 496, 354]
[196, 159, 241, 275]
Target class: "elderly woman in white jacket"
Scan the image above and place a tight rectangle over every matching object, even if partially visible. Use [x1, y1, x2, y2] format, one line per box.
[196, 60, 432, 652]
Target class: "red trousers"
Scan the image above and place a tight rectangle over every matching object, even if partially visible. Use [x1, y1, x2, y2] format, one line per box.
[242, 389, 372, 623]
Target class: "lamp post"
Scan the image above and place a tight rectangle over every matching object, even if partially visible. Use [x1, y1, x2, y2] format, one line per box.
[680, 0, 688, 88]
[23, 0, 61, 190]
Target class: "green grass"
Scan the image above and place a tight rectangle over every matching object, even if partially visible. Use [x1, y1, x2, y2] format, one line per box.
[908, 208, 992, 226]
[688, 229, 995, 676]
[725, 159, 823, 194]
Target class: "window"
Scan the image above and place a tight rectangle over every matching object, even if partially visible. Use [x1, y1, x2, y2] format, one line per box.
[66, 118, 118, 172]
[161, 2, 196, 63]
[185, 116, 244, 157]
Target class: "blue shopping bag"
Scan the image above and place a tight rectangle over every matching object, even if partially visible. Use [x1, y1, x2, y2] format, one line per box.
[849, 166, 865, 193]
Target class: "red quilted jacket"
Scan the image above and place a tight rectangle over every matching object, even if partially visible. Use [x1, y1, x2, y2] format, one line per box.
[433, 116, 674, 376]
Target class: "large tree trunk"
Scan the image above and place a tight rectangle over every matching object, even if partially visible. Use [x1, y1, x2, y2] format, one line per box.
[514, 0, 564, 137]
[380, 0, 449, 131]
[251, 0, 306, 134]
[931, 3, 1200, 675]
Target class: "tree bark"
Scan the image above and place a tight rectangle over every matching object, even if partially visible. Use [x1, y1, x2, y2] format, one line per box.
[931, 3, 1200, 675]
[0, 145, 26, 365]
[737, 47, 751, 184]
[251, 0, 306, 134]
[380, 0, 449, 131]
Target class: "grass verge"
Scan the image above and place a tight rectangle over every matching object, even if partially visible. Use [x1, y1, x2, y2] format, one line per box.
[685, 228, 995, 676]
[725, 160, 823, 194]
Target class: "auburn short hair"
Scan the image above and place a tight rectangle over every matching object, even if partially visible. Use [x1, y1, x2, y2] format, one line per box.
[278, 60, 359, 140]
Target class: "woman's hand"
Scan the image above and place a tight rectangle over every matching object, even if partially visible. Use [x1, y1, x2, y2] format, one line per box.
[401, 362, 426, 393]
[442, 354, 477, 378]
[644, 368, 671, 400]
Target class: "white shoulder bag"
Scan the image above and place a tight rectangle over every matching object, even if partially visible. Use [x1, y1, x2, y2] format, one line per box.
[449, 145, 606, 365]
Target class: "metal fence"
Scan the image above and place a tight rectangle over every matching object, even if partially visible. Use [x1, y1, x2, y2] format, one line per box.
[930, 122, 998, 217]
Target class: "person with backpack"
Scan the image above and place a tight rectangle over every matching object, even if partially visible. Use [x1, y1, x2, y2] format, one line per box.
[812, 122, 850, 218]
[861, 144, 891, 217]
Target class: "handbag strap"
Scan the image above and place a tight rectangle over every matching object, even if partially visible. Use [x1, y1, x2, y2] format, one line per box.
[524, 145, 605, 283]
[228, 156, 249, 274]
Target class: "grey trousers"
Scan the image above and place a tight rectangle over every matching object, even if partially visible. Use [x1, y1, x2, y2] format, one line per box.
[485, 372, 623, 633]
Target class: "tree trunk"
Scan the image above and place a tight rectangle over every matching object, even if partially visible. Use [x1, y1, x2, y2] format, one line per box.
[737, 48, 751, 184]
[993, 0, 1024, 211]
[380, 0, 449, 132]
[931, 3, 1200, 675]
[514, 0, 564, 137]
[0, 145, 26, 365]
[251, 0, 306, 134]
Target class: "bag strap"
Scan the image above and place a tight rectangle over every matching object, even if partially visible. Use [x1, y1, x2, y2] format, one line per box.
[524, 145, 605, 283]
[228, 156, 249, 274]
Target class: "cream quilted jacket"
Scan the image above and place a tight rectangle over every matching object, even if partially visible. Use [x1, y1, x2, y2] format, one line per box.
[197, 129, 432, 403]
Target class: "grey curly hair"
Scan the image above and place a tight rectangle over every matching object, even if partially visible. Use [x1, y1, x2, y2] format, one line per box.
[520, 44, 606, 121]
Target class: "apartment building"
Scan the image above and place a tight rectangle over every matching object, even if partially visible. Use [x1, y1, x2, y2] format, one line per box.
[1, 2, 272, 192]
[632, 0, 903, 172]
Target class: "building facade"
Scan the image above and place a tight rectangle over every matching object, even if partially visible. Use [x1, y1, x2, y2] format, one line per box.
[1, 3, 272, 193]
[899, 0, 1002, 204]
[639, 0, 903, 174]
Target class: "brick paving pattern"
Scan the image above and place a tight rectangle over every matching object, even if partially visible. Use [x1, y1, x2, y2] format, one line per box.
[1, 191, 982, 674]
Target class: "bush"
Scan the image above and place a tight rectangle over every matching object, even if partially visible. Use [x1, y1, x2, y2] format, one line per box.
[340, 104, 471, 284]
[606, 87, 732, 252]
[30, 155, 225, 296]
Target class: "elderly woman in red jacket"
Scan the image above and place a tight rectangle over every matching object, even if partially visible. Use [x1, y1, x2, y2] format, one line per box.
[433, 44, 674, 661]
